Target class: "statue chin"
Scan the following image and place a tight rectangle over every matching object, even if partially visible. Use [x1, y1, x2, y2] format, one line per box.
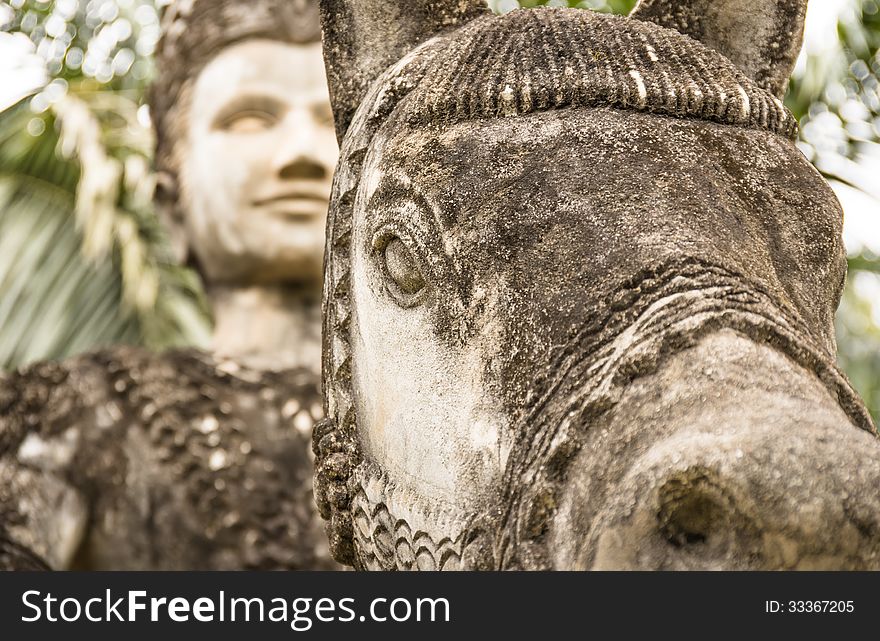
[349, 459, 496, 571]
[198, 246, 325, 288]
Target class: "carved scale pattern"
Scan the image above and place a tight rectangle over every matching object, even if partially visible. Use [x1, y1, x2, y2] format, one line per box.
[0, 347, 337, 570]
[350, 488, 468, 571]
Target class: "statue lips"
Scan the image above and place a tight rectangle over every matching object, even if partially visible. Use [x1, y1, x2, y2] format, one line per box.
[253, 189, 328, 221]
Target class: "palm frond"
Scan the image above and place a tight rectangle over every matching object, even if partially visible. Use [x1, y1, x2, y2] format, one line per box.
[0, 105, 140, 368]
[0, 90, 210, 371]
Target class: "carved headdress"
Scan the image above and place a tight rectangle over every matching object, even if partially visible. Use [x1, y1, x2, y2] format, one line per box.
[150, 0, 322, 253]
[313, 0, 812, 568]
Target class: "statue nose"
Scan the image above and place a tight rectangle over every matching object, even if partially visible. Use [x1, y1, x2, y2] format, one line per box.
[589, 426, 880, 570]
[279, 156, 328, 181]
[655, 466, 747, 549]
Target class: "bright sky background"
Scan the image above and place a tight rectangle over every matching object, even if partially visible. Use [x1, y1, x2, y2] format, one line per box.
[0, 30, 46, 112]
[801, 0, 880, 256]
[0, 0, 878, 256]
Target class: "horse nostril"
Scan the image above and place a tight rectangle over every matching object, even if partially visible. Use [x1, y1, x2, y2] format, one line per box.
[656, 467, 739, 548]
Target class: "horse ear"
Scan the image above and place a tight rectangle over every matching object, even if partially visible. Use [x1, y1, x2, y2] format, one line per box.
[319, 0, 488, 141]
[630, 0, 808, 98]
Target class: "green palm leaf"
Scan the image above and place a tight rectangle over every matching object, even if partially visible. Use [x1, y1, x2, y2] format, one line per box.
[0, 101, 137, 367]
[0, 90, 210, 371]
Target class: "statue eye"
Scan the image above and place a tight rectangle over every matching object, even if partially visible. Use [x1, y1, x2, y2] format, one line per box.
[213, 96, 285, 133]
[219, 111, 278, 133]
[374, 234, 427, 307]
[313, 102, 336, 129]
[384, 238, 425, 293]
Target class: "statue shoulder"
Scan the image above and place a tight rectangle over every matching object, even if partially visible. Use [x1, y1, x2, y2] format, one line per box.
[1, 347, 331, 570]
[0, 349, 132, 570]
[0, 349, 123, 455]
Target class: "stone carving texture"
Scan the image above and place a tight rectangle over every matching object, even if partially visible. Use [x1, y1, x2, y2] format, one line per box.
[0, 350, 334, 570]
[314, 1, 880, 571]
[631, 0, 807, 98]
[350, 483, 470, 571]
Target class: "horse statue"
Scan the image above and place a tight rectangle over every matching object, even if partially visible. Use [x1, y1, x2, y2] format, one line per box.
[312, 0, 880, 570]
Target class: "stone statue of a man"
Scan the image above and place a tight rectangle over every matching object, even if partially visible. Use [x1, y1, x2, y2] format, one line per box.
[152, 0, 337, 373]
[0, 0, 339, 570]
[313, 0, 880, 570]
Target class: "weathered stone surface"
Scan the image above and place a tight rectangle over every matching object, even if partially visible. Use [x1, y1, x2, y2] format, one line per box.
[631, 0, 807, 98]
[319, 0, 488, 140]
[552, 329, 880, 570]
[0, 348, 334, 570]
[314, 1, 880, 570]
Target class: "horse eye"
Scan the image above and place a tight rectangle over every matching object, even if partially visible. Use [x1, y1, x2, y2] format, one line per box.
[383, 237, 425, 296]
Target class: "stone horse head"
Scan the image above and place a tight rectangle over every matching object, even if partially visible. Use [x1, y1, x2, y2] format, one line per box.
[313, 0, 880, 570]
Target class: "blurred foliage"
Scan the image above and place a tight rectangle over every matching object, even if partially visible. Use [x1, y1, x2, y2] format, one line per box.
[0, 0, 159, 91]
[0, 0, 877, 420]
[838, 267, 880, 420]
[0, 0, 210, 370]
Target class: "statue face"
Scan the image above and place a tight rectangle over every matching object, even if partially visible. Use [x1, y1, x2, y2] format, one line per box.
[180, 40, 337, 285]
[350, 118, 512, 549]
[344, 105, 880, 569]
